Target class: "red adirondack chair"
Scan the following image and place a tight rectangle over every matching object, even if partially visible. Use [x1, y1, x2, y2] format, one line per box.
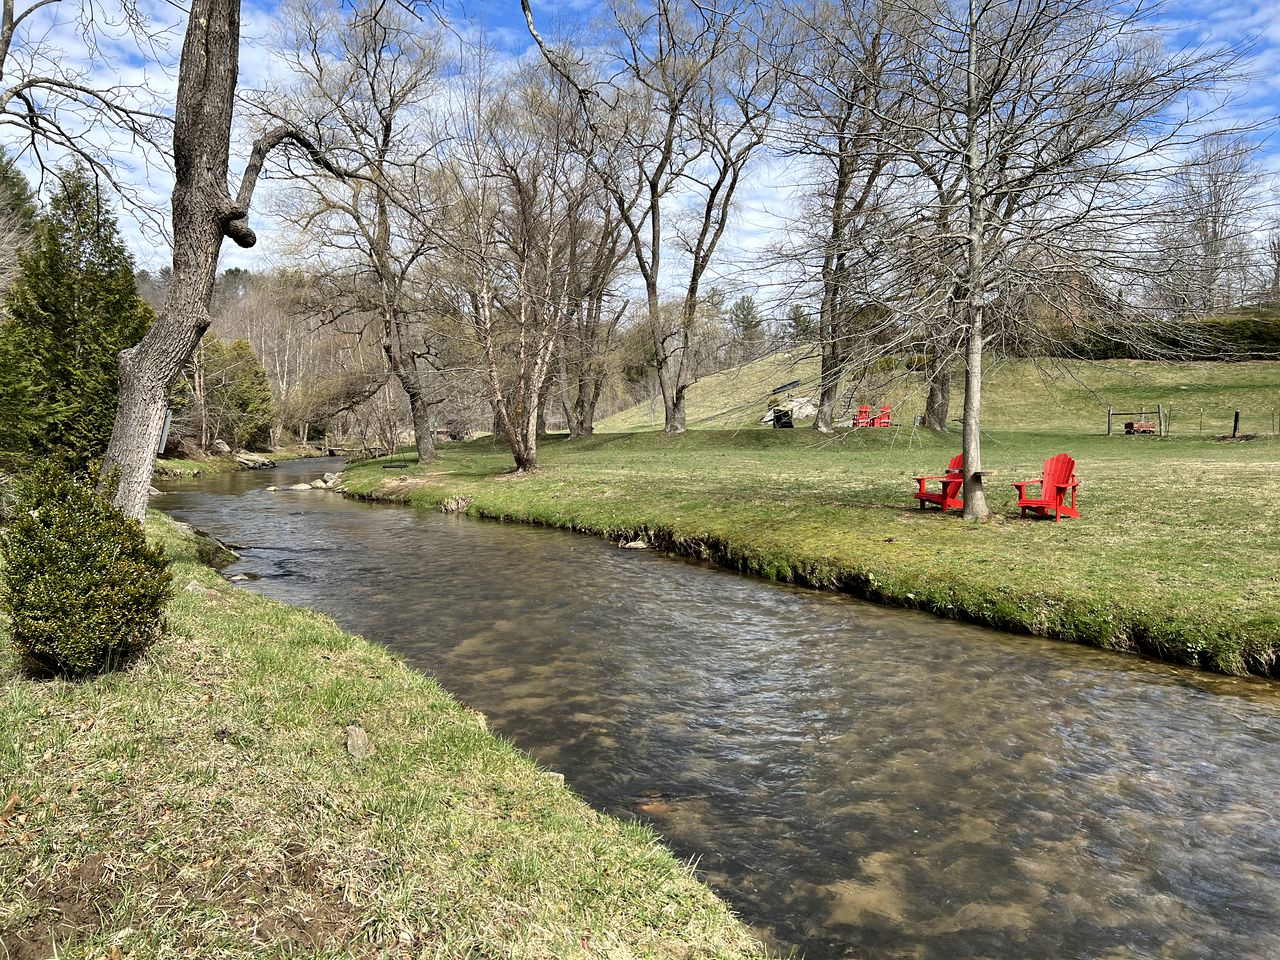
[1013, 453, 1080, 522]
[852, 405, 873, 427]
[914, 453, 965, 513]
[871, 405, 892, 427]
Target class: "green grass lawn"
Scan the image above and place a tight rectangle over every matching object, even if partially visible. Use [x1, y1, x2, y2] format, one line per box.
[345, 360, 1280, 677]
[0, 517, 764, 958]
[598, 354, 1280, 437]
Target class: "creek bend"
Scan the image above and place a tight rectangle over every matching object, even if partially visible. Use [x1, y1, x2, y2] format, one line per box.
[157, 458, 1280, 959]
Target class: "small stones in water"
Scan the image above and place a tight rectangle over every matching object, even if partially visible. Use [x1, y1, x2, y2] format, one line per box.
[147, 485, 163, 497]
[621, 539, 648, 550]
[345, 724, 372, 760]
[265, 486, 278, 492]
[309, 479, 328, 489]
[323, 472, 340, 484]
[440, 496, 472, 513]
[287, 483, 314, 491]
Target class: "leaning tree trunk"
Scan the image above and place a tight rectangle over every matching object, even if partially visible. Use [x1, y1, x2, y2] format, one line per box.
[102, 0, 245, 520]
[924, 349, 952, 432]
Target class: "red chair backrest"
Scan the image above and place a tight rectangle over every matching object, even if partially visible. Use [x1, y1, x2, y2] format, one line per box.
[945, 453, 964, 477]
[857, 405, 871, 415]
[1042, 453, 1075, 490]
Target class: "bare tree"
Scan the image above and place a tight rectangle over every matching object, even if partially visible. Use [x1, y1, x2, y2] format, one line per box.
[523, 0, 782, 435]
[266, 0, 446, 464]
[779, 0, 913, 432]
[871, 0, 1249, 519]
[440, 54, 605, 471]
[1149, 134, 1263, 318]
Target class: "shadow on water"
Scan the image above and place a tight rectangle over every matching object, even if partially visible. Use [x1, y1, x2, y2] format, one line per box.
[158, 459, 1280, 959]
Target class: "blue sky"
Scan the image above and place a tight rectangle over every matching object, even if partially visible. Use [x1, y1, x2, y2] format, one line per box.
[10, 0, 1277, 274]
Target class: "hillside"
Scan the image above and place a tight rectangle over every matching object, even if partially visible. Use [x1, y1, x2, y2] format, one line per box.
[597, 353, 1280, 437]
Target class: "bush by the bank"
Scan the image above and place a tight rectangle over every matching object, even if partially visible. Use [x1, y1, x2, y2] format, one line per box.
[1, 464, 172, 676]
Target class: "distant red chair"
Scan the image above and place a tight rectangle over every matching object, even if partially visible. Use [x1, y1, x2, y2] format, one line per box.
[852, 404, 873, 427]
[1013, 453, 1080, 522]
[871, 405, 892, 427]
[914, 453, 965, 514]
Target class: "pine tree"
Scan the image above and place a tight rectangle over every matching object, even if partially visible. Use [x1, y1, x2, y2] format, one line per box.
[0, 166, 154, 470]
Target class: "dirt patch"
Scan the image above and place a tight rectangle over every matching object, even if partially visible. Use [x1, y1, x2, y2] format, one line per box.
[2, 847, 359, 957]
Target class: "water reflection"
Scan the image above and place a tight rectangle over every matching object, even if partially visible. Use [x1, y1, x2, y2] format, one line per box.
[158, 460, 1280, 959]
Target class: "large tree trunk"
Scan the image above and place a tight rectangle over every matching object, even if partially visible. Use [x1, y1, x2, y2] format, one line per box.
[924, 350, 951, 432]
[814, 340, 840, 433]
[102, 0, 244, 519]
[404, 381, 436, 464]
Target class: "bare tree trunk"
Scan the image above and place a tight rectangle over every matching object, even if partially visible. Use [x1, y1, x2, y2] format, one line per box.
[405, 383, 436, 463]
[960, 0, 988, 521]
[814, 339, 840, 432]
[102, 0, 244, 519]
[924, 350, 951, 432]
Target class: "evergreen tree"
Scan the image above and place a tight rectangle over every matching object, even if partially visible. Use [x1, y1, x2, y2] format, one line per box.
[0, 153, 37, 234]
[0, 166, 154, 469]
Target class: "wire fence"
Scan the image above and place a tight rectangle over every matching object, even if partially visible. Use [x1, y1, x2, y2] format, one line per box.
[1105, 405, 1280, 437]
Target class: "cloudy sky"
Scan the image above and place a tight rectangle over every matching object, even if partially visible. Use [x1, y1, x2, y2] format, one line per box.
[10, 0, 1279, 281]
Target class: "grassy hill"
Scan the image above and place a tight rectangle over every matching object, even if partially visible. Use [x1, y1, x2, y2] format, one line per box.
[598, 353, 1280, 438]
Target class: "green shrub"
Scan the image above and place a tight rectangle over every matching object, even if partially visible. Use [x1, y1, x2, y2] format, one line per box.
[1, 463, 172, 676]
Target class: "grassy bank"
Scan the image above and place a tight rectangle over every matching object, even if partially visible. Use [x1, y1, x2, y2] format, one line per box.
[342, 424, 1280, 678]
[153, 446, 320, 478]
[0, 516, 764, 958]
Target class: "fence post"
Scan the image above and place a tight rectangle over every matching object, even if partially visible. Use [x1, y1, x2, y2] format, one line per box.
[1107, 405, 1113, 435]
[1233, 410, 1241, 438]
[1157, 403, 1164, 437]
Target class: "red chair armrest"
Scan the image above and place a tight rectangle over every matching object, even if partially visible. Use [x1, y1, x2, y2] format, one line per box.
[1012, 479, 1042, 492]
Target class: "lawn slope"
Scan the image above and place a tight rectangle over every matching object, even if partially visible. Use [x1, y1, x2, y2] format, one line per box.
[597, 354, 1280, 438]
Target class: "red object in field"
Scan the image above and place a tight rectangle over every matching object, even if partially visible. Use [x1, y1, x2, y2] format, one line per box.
[914, 453, 965, 513]
[872, 405, 892, 427]
[1013, 453, 1080, 522]
[853, 404, 873, 427]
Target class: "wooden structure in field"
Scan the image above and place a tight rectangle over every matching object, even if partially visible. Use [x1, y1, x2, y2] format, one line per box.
[1107, 405, 1167, 436]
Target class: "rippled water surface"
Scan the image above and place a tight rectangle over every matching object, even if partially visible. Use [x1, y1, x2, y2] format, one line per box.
[158, 459, 1280, 959]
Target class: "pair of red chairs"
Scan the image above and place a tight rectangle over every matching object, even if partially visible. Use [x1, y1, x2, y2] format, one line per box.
[913, 453, 1080, 521]
[853, 404, 892, 428]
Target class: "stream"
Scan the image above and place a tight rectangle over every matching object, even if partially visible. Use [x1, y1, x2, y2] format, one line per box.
[156, 458, 1280, 959]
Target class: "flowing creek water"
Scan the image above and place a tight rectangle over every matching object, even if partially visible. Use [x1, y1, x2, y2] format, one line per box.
[157, 458, 1280, 959]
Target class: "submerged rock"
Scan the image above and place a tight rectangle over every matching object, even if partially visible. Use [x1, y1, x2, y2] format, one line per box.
[621, 539, 648, 550]
[288, 483, 314, 491]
